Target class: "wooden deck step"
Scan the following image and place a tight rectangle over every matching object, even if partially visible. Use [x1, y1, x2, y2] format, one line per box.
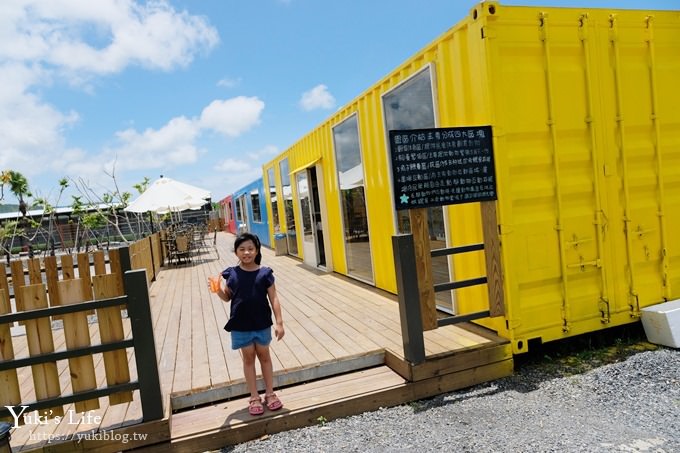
[139, 353, 512, 453]
[170, 349, 385, 411]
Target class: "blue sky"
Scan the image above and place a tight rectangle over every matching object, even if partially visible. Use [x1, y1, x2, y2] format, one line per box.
[0, 0, 677, 207]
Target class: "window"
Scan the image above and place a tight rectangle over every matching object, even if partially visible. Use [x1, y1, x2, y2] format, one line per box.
[384, 67, 437, 235]
[235, 196, 243, 222]
[333, 114, 373, 283]
[296, 172, 313, 243]
[267, 167, 279, 231]
[225, 201, 233, 222]
[279, 158, 298, 255]
[251, 189, 261, 222]
[382, 66, 453, 312]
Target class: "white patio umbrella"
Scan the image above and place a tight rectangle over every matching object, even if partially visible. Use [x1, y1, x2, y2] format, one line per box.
[124, 176, 211, 214]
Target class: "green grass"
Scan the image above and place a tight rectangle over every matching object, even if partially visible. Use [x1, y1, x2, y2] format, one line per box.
[515, 322, 658, 376]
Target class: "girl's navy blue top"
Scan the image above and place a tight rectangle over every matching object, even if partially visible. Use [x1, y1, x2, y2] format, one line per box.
[221, 265, 275, 332]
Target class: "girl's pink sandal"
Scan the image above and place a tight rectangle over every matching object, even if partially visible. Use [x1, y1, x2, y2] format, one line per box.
[264, 393, 283, 411]
[248, 396, 264, 416]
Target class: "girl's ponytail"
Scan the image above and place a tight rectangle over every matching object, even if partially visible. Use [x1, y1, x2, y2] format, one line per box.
[254, 234, 262, 265]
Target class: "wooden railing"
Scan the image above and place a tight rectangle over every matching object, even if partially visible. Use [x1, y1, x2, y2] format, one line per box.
[0, 246, 163, 424]
[392, 234, 504, 365]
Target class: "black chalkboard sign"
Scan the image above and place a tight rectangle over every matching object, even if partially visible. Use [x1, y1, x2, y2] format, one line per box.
[388, 126, 496, 210]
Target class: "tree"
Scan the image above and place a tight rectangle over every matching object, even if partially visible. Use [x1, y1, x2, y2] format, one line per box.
[0, 170, 34, 257]
[32, 178, 69, 255]
[0, 220, 21, 264]
[68, 159, 150, 243]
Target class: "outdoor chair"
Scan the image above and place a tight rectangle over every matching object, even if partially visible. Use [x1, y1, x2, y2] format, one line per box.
[175, 235, 191, 264]
[192, 226, 210, 256]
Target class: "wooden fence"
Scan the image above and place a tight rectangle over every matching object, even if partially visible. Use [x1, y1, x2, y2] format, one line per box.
[0, 237, 164, 426]
[129, 232, 163, 286]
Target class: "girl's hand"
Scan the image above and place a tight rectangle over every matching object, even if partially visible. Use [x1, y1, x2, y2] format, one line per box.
[274, 322, 285, 341]
[214, 283, 231, 302]
[208, 275, 222, 292]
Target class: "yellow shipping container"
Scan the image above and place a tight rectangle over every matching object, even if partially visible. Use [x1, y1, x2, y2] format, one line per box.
[263, 2, 680, 353]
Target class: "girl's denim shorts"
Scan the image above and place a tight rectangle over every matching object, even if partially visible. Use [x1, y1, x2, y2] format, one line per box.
[230, 327, 272, 350]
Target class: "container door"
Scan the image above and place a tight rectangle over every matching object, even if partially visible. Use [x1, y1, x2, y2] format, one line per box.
[602, 14, 670, 317]
[492, 9, 677, 347]
[489, 11, 614, 341]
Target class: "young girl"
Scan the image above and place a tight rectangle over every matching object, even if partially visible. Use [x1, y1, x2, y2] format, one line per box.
[213, 232, 285, 415]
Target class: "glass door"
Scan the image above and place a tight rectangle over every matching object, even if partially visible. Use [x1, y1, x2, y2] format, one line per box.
[332, 114, 373, 283]
[296, 171, 317, 267]
[236, 195, 248, 233]
[279, 158, 298, 256]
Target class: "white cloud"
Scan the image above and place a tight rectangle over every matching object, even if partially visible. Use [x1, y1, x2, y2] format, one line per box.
[110, 116, 201, 171]
[215, 158, 253, 173]
[247, 144, 279, 160]
[51, 96, 265, 188]
[0, 62, 79, 178]
[211, 145, 279, 195]
[217, 77, 241, 88]
[0, 0, 219, 75]
[299, 84, 335, 111]
[0, 0, 221, 197]
[199, 96, 265, 137]
[215, 162, 265, 195]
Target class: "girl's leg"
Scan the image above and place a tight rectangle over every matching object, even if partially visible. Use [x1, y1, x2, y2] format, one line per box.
[241, 345, 259, 398]
[254, 343, 274, 394]
[255, 343, 283, 410]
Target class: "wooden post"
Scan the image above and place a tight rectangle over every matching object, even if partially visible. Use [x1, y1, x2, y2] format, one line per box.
[60, 254, 75, 280]
[0, 264, 10, 307]
[147, 236, 156, 283]
[392, 235, 425, 365]
[92, 250, 106, 275]
[93, 274, 133, 404]
[77, 252, 93, 300]
[58, 279, 99, 412]
[408, 208, 438, 331]
[125, 269, 163, 421]
[481, 201, 505, 317]
[77, 252, 95, 315]
[27, 258, 41, 285]
[148, 235, 156, 281]
[109, 247, 131, 294]
[9, 261, 25, 314]
[22, 284, 63, 418]
[0, 288, 21, 408]
[118, 246, 132, 274]
[43, 256, 62, 322]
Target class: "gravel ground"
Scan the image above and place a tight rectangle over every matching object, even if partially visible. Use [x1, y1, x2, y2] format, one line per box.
[219, 333, 679, 453]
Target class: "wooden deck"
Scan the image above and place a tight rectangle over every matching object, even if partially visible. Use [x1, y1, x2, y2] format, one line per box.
[8, 231, 512, 452]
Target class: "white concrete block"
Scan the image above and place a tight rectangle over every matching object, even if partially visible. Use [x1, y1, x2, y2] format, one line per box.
[641, 299, 680, 348]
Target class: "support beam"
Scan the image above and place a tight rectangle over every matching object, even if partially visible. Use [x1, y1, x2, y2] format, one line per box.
[408, 208, 438, 330]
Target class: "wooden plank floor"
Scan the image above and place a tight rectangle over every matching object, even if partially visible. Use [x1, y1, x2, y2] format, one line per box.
[7, 230, 510, 452]
[154, 232, 499, 411]
[6, 316, 170, 452]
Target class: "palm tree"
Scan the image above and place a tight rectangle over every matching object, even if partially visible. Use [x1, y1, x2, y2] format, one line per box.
[0, 170, 11, 201]
[1, 170, 32, 257]
[8, 171, 30, 215]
